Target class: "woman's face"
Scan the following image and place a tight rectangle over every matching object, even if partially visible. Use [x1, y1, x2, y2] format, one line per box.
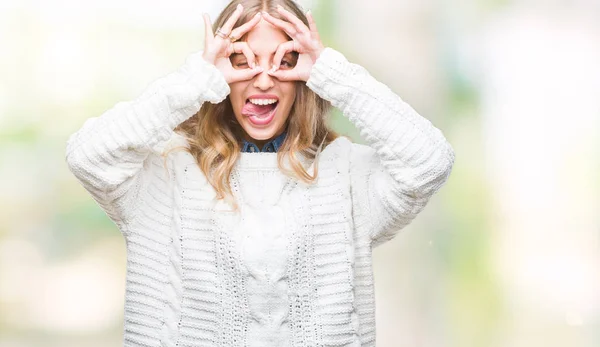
[229, 18, 298, 148]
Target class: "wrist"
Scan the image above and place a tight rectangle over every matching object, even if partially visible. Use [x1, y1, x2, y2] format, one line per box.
[310, 46, 325, 64]
[201, 51, 216, 66]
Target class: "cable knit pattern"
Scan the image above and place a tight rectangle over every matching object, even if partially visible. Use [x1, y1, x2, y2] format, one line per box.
[231, 163, 293, 346]
[65, 47, 454, 347]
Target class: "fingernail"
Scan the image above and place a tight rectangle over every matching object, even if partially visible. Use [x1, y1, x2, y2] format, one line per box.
[250, 62, 255, 69]
[256, 12, 261, 17]
[237, 4, 242, 10]
[277, 4, 283, 10]
[255, 66, 263, 72]
[262, 11, 268, 16]
[306, 10, 312, 16]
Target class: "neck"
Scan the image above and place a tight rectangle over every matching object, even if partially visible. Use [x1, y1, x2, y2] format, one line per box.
[243, 128, 286, 150]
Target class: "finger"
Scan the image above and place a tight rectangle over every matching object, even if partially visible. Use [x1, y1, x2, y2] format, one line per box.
[203, 13, 214, 43]
[267, 68, 302, 82]
[231, 65, 264, 82]
[229, 12, 261, 41]
[231, 42, 256, 69]
[306, 11, 320, 40]
[221, 3, 244, 35]
[276, 4, 310, 35]
[261, 11, 297, 37]
[271, 40, 295, 71]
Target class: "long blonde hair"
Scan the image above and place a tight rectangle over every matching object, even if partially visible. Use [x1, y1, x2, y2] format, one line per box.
[164, 0, 339, 210]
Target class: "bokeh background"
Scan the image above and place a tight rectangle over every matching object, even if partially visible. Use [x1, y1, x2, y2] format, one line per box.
[1, 0, 599, 346]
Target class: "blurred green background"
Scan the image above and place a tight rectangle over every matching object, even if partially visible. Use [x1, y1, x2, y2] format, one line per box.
[1, 0, 599, 346]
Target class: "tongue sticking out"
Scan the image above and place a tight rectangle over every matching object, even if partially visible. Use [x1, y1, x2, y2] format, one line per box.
[242, 101, 278, 117]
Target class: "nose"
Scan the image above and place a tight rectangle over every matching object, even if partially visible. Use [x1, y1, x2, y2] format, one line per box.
[253, 61, 275, 91]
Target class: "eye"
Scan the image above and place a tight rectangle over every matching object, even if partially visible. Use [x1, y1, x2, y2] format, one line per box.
[280, 52, 298, 69]
[229, 54, 251, 69]
[235, 61, 248, 68]
[280, 58, 297, 69]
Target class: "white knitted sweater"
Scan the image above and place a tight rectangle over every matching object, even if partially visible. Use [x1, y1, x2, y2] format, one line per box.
[66, 47, 455, 347]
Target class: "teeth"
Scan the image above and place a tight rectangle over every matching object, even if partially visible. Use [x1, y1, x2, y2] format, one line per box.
[248, 98, 278, 106]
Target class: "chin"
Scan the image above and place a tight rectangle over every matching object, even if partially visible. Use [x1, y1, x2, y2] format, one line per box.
[241, 122, 282, 140]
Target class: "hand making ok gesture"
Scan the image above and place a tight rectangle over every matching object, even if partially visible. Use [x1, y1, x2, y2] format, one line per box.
[202, 4, 325, 83]
[262, 5, 325, 82]
[202, 4, 264, 84]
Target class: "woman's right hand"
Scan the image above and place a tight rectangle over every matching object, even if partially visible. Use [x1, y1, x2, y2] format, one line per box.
[202, 4, 263, 84]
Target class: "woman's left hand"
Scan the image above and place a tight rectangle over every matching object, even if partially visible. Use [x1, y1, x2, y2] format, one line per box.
[261, 5, 324, 82]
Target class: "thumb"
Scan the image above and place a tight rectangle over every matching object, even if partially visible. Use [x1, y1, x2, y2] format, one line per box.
[228, 66, 264, 83]
[267, 68, 305, 82]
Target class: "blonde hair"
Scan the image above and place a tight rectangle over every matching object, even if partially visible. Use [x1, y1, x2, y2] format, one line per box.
[164, 0, 339, 210]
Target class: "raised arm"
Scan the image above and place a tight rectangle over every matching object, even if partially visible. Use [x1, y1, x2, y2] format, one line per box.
[306, 48, 455, 247]
[65, 51, 230, 231]
[65, 5, 265, 233]
[260, 7, 454, 247]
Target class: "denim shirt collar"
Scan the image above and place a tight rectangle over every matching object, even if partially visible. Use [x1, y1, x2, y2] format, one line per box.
[241, 129, 287, 153]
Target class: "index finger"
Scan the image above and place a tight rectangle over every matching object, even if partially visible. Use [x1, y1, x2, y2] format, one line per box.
[271, 40, 296, 71]
[261, 11, 297, 37]
[220, 3, 244, 35]
[276, 5, 310, 35]
[229, 12, 262, 41]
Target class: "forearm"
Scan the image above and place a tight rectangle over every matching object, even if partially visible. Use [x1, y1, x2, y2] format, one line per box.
[65, 51, 229, 224]
[306, 48, 454, 197]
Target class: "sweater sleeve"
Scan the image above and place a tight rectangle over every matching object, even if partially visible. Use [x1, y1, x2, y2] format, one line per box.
[306, 48, 455, 247]
[65, 51, 230, 234]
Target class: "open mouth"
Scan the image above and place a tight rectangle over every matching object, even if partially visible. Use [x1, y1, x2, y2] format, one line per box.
[242, 99, 279, 126]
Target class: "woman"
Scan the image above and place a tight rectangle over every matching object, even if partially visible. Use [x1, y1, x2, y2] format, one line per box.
[65, 0, 455, 346]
